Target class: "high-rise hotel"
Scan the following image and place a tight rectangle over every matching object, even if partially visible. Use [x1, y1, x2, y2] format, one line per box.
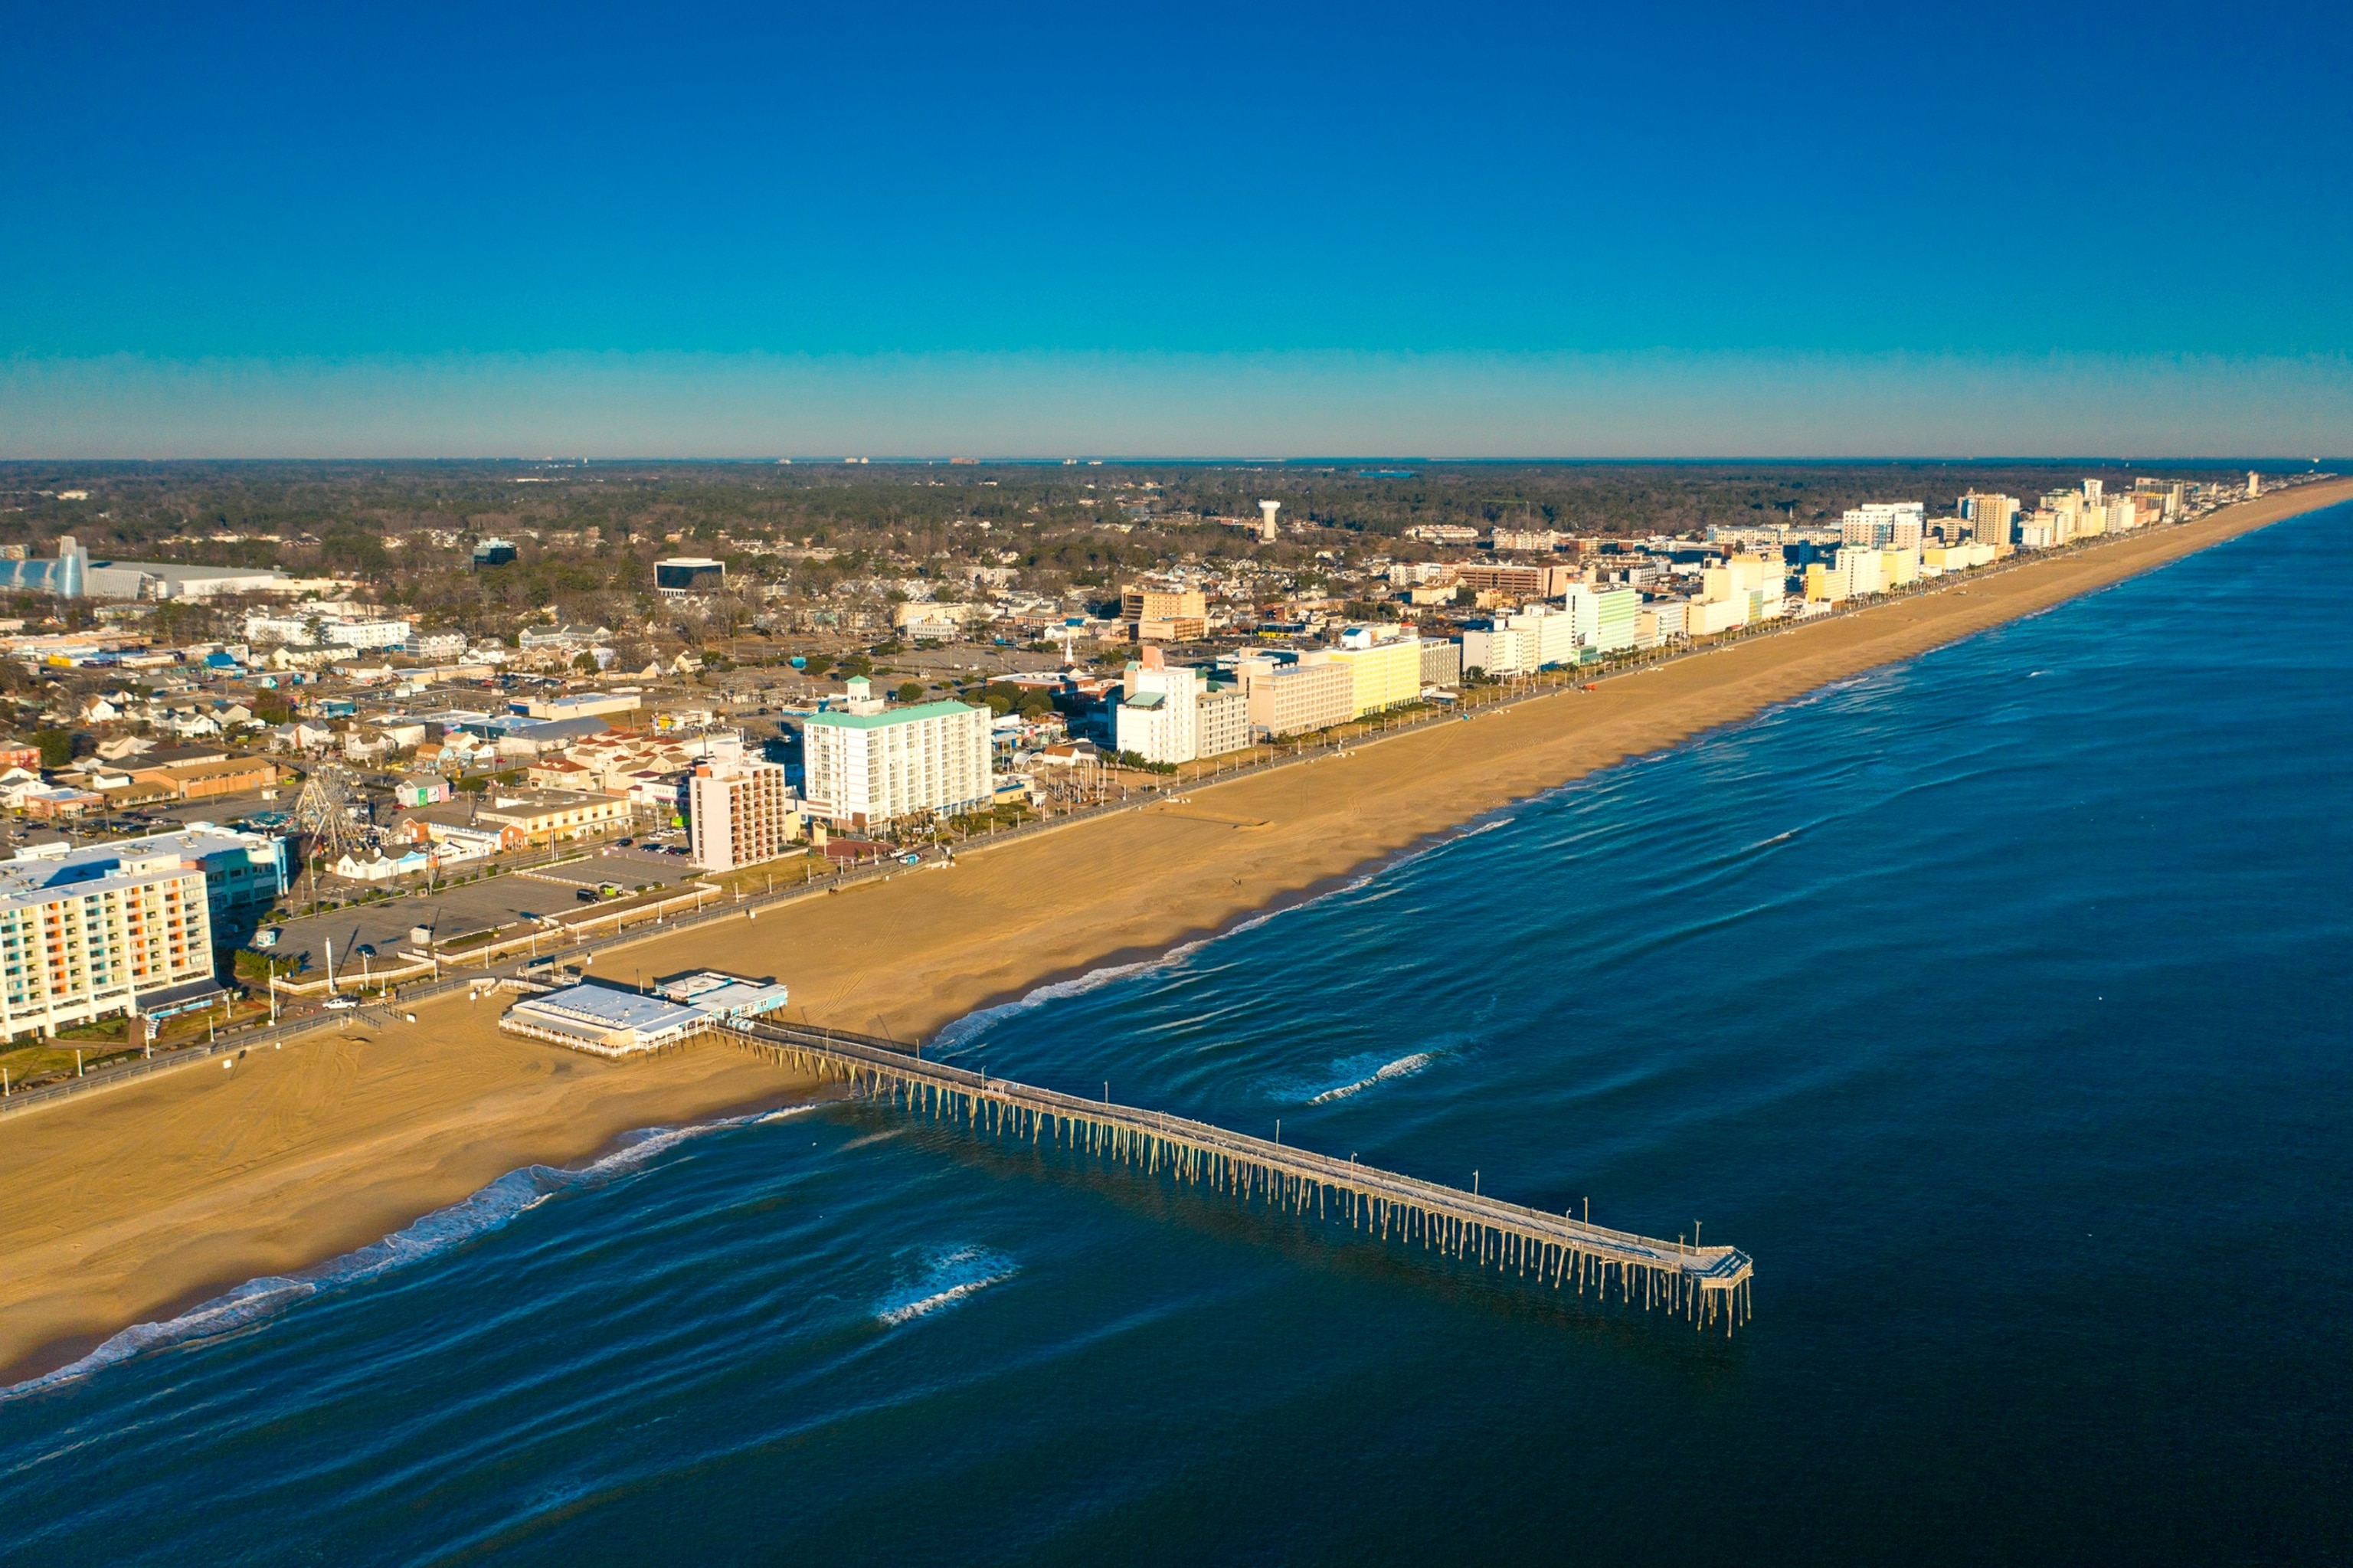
[802, 679, 993, 829]
[0, 829, 282, 1039]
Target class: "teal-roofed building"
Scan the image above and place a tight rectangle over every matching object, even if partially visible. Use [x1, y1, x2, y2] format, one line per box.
[802, 679, 993, 828]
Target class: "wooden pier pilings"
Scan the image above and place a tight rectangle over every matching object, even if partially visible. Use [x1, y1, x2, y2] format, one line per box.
[733, 1022, 1755, 1333]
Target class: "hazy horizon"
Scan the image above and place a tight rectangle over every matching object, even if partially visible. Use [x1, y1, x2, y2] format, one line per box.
[8, 350, 2351, 462]
[5, 2, 2347, 457]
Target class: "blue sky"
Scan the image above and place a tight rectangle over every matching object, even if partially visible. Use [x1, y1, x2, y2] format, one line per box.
[4, 0, 2348, 455]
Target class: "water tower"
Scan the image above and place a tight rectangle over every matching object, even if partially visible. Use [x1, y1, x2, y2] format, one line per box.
[1256, 500, 1280, 542]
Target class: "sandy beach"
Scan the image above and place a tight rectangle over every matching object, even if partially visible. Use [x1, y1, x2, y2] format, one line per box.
[3, 478, 2345, 1383]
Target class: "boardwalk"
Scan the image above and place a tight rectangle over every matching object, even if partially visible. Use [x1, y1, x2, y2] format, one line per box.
[735, 1020, 1755, 1333]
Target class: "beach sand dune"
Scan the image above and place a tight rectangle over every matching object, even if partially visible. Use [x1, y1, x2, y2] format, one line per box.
[2, 478, 2345, 1383]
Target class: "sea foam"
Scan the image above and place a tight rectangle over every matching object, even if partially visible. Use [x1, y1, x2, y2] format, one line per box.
[872, 1246, 1017, 1327]
[2, 1105, 813, 1401]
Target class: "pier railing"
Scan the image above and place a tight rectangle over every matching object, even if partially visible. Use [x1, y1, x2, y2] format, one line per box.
[735, 1020, 1754, 1333]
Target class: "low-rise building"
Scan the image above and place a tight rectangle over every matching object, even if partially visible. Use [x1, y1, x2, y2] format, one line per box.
[520, 691, 643, 722]
[655, 558, 727, 596]
[241, 614, 412, 650]
[331, 848, 434, 882]
[473, 789, 634, 846]
[128, 755, 281, 802]
[500, 984, 712, 1057]
[656, 970, 791, 1022]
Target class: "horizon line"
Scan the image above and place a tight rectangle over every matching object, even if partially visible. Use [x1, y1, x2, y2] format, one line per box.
[3, 454, 2342, 468]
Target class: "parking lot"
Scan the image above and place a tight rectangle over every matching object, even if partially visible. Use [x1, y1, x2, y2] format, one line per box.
[263, 846, 704, 972]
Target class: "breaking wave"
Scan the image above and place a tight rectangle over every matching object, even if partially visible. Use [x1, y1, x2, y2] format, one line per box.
[873, 1246, 1017, 1327]
[3, 1105, 812, 1402]
[1304, 1051, 1442, 1105]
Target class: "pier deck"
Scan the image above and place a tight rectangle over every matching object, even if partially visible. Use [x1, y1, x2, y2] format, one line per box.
[735, 1020, 1754, 1332]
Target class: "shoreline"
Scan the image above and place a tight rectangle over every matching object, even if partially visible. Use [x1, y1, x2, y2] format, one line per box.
[3, 477, 2346, 1385]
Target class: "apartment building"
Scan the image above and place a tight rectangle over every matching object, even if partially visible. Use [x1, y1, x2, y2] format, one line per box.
[241, 614, 413, 650]
[1694, 553, 1786, 632]
[687, 757, 802, 872]
[1962, 492, 2021, 545]
[1592, 587, 1642, 653]
[1636, 601, 1687, 647]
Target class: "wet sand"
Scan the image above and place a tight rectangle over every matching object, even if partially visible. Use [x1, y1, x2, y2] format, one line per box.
[3, 478, 2345, 1383]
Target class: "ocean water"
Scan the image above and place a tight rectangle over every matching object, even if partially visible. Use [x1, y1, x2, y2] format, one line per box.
[5, 509, 2349, 1564]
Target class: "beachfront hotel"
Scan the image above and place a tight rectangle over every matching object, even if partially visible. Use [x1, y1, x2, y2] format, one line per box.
[1114, 650, 1250, 764]
[686, 756, 802, 871]
[1326, 630, 1425, 718]
[0, 831, 265, 1039]
[1237, 653, 1356, 739]
[802, 678, 993, 828]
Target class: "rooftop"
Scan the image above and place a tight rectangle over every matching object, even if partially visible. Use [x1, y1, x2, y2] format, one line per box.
[513, 983, 699, 1033]
[656, 970, 791, 1018]
[477, 788, 628, 813]
[0, 827, 269, 907]
[501, 983, 712, 1053]
[804, 699, 983, 730]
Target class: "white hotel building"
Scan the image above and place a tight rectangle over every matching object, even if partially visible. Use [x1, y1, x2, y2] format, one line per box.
[802, 679, 993, 828]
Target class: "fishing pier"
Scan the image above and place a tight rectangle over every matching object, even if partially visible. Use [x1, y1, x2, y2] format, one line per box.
[734, 1020, 1755, 1333]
